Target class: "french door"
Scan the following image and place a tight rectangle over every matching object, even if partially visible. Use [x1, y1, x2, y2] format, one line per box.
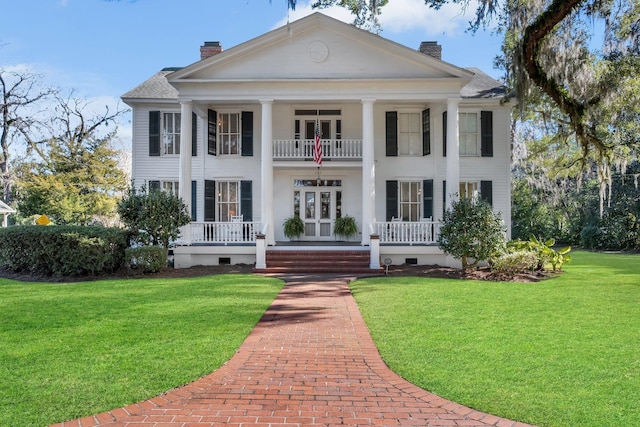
[293, 185, 342, 240]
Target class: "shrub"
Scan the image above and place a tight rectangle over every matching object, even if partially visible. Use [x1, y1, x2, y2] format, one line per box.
[125, 246, 167, 273]
[437, 196, 507, 270]
[0, 226, 128, 276]
[508, 236, 571, 271]
[491, 250, 539, 276]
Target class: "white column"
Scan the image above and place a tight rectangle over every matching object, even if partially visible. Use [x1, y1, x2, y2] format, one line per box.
[179, 100, 193, 244]
[260, 99, 275, 245]
[446, 98, 460, 211]
[361, 98, 376, 245]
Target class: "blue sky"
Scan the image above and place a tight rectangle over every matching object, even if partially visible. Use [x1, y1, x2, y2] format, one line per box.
[1, 0, 503, 140]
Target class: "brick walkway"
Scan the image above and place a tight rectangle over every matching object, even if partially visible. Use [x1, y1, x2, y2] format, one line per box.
[53, 275, 535, 427]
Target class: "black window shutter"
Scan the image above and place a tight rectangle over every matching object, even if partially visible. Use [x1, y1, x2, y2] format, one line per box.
[240, 180, 253, 221]
[442, 180, 447, 213]
[207, 109, 217, 156]
[481, 111, 493, 157]
[422, 109, 431, 156]
[442, 111, 447, 157]
[423, 179, 433, 218]
[149, 180, 160, 192]
[481, 180, 493, 205]
[385, 112, 398, 157]
[204, 180, 216, 221]
[386, 180, 398, 221]
[241, 111, 253, 156]
[192, 112, 198, 156]
[191, 180, 197, 220]
[149, 111, 161, 156]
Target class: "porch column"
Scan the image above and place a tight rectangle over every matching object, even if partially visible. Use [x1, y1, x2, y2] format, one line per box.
[179, 100, 193, 244]
[446, 98, 460, 211]
[361, 98, 376, 245]
[260, 99, 275, 245]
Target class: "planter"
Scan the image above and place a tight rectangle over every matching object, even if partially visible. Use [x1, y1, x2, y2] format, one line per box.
[334, 215, 358, 240]
[283, 215, 304, 240]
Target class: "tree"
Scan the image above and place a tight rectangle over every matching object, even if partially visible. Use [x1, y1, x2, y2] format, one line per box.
[437, 196, 507, 270]
[118, 184, 191, 253]
[14, 94, 128, 225]
[309, 0, 640, 160]
[0, 67, 55, 203]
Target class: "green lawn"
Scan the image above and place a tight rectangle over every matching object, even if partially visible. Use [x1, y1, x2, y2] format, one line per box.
[0, 274, 283, 426]
[351, 251, 640, 427]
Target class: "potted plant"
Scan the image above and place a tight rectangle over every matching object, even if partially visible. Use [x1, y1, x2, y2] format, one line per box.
[283, 215, 304, 240]
[333, 215, 358, 240]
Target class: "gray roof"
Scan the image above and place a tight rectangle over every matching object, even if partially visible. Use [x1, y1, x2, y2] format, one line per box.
[461, 67, 509, 99]
[121, 67, 508, 101]
[121, 69, 180, 101]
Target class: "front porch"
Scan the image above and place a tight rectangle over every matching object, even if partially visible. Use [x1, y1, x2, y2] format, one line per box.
[174, 219, 449, 271]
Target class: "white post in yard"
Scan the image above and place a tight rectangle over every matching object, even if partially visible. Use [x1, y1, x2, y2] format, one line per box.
[369, 233, 380, 269]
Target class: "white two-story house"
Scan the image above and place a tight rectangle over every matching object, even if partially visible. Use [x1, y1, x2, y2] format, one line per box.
[122, 12, 512, 270]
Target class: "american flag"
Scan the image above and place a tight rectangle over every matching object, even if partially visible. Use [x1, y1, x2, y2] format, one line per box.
[313, 120, 322, 165]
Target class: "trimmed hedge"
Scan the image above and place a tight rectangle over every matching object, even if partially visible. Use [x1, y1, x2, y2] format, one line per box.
[125, 246, 167, 273]
[0, 226, 129, 277]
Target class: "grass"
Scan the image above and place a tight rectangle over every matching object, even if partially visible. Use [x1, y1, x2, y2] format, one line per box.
[350, 251, 640, 427]
[0, 274, 283, 426]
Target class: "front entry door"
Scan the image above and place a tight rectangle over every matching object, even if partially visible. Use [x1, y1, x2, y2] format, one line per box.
[302, 190, 334, 240]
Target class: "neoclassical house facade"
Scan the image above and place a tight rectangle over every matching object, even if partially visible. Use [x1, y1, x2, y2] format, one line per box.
[122, 12, 512, 270]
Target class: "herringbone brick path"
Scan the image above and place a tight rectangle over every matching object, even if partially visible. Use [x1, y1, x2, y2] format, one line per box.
[52, 275, 535, 427]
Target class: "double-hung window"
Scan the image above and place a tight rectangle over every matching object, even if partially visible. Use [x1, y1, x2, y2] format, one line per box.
[398, 112, 422, 156]
[162, 181, 179, 195]
[399, 181, 422, 221]
[219, 112, 240, 155]
[217, 181, 239, 221]
[162, 112, 181, 155]
[459, 181, 479, 200]
[459, 112, 478, 156]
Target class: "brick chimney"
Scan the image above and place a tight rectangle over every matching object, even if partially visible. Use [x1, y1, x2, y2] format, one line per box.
[419, 41, 442, 60]
[200, 41, 223, 60]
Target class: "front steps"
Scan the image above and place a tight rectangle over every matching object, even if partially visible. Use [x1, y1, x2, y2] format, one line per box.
[254, 249, 384, 275]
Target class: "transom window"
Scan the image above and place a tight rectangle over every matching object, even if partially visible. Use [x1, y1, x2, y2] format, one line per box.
[459, 181, 478, 199]
[217, 181, 239, 221]
[459, 112, 478, 156]
[219, 112, 240, 155]
[162, 112, 181, 155]
[398, 112, 421, 156]
[399, 181, 422, 221]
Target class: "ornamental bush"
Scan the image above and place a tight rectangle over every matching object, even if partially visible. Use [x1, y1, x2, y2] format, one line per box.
[125, 246, 167, 273]
[0, 225, 128, 277]
[437, 196, 507, 270]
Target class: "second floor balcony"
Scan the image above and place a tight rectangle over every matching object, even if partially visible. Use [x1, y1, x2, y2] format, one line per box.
[273, 139, 362, 161]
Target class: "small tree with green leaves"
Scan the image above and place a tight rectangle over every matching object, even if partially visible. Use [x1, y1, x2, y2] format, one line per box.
[437, 196, 507, 270]
[117, 184, 191, 253]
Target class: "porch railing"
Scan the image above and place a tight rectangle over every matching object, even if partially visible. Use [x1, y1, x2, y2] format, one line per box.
[374, 220, 440, 245]
[273, 139, 362, 160]
[191, 221, 263, 244]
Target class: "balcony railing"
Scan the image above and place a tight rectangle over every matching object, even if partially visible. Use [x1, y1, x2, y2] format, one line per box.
[191, 221, 262, 244]
[374, 220, 440, 245]
[273, 139, 362, 160]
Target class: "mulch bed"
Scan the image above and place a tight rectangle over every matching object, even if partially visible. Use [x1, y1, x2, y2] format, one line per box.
[0, 263, 554, 283]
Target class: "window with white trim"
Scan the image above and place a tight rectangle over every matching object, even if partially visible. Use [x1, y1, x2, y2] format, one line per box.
[459, 181, 478, 200]
[398, 112, 421, 156]
[162, 181, 179, 196]
[459, 112, 478, 156]
[218, 112, 240, 155]
[162, 112, 181, 155]
[217, 181, 239, 221]
[399, 181, 422, 221]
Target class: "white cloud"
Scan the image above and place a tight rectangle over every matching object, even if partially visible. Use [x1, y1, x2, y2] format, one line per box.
[273, 0, 484, 36]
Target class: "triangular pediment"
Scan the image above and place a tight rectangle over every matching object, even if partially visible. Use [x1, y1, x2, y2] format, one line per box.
[169, 13, 472, 83]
